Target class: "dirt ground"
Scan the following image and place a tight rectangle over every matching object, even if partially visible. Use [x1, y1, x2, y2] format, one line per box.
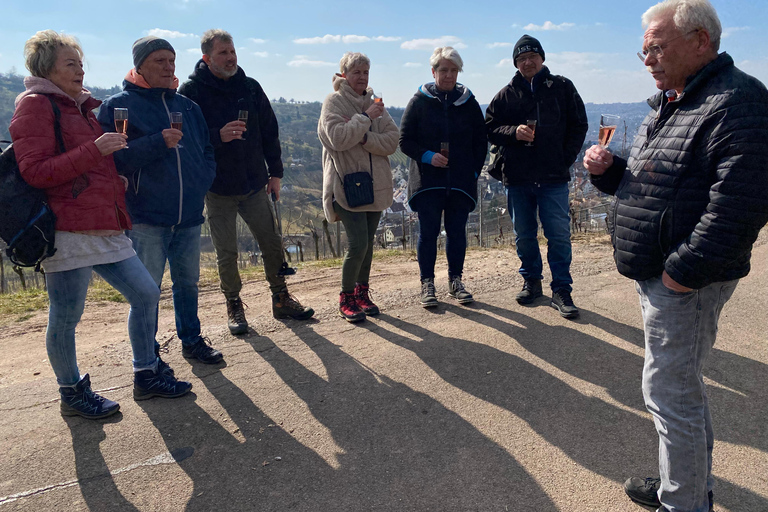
[0, 232, 765, 511]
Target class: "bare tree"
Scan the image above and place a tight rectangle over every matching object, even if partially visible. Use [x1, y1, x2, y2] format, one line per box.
[322, 219, 337, 258]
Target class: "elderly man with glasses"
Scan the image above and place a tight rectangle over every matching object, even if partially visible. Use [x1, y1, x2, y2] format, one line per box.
[584, 1, 768, 511]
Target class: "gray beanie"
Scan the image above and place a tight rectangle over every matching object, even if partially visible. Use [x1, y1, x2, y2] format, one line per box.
[132, 36, 175, 69]
[513, 34, 545, 66]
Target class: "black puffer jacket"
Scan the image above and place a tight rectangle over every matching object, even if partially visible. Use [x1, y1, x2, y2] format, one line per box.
[485, 66, 588, 186]
[590, 53, 768, 288]
[179, 61, 283, 196]
[399, 83, 487, 211]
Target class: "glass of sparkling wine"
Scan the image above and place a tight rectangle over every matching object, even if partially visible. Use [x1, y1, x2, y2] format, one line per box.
[170, 112, 183, 148]
[238, 110, 248, 139]
[599, 114, 620, 147]
[525, 119, 537, 146]
[440, 142, 449, 167]
[373, 92, 383, 104]
[114, 108, 128, 134]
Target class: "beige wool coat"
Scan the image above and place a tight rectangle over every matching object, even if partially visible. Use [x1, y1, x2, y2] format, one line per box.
[318, 75, 398, 222]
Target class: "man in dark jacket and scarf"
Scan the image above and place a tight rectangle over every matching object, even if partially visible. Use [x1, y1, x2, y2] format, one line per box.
[584, 1, 768, 510]
[98, 36, 223, 366]
[485, 35, 588, 319]
[178, 30, 313, 335]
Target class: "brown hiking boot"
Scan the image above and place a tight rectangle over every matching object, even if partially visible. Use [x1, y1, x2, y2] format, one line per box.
[354, 283, 380, 315]
[272, 290, 315, 320]
[226, 297, 248, 335]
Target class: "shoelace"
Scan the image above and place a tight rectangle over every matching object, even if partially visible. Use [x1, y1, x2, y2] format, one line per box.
[556, 291, 575, 306]
[422, 281, 436, 294]
[231, 300, 247, 323]
[452, 279, 466, 292]
[357, 286, 374, 303]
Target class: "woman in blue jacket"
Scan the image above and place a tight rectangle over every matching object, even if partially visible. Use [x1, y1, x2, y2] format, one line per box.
[399, 47, 487, 307]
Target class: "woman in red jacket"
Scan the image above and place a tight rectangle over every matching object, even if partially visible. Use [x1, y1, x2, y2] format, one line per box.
[10, 30, 192, 419]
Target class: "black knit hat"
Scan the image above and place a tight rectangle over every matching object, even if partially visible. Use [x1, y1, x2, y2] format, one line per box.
[513, 34, 545, 66]
[132, 36, 176, 69]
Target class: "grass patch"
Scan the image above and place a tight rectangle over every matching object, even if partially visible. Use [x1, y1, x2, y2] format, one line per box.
[0, 288, 48, 316]
[87, 277, 127, 303]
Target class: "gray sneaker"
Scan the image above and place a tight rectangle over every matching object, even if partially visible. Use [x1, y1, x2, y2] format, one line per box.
[448, 276, 473, 304]
[420, 278, 438, 307]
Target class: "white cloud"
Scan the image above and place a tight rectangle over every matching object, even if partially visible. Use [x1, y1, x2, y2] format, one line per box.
[401, 36, 467, 50]
[488, 42, 513, 49]
[373, 36, 401, 42]
[497, 58, 516, 68]
[253, 51, 269, 58]
[722, 26, 749, 38]
[522, 21, 575, 31]
[287, 55, 335, 67]
[343, 35, 370, 44]
[404, 62, 422, 67]
[186, 48, 200, 54]
[147, 28, 197, 39]
[249, 38, 267, 44]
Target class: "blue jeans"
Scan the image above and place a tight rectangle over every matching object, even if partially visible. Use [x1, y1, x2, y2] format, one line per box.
[416, 191, 471, 280]
[507, 183, 572, 292]
[636, 276, 738, 512]
[45, 256, 160, 386]
[128, 224, 202, 347]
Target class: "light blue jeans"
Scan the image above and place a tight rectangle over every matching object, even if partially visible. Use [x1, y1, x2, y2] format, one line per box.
[636, 275, 738, 512]
[128, 223, 202, 347]
[45, 255, 160, 386]
[507, 182, 573, 292]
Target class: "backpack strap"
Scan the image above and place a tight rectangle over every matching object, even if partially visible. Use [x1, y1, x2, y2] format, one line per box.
[44, 95, 66, 154]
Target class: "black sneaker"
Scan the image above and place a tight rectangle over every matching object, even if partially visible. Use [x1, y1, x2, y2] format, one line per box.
[624, 477, 714, 512]
[448, 275, 473, 304]
[516, 279, 543, 304]
[551, 289, 579, 319]
[226, 297, 248, 334]
[420, 278, 438, 308]
[133, 368, 192, 401]
[273, 291, 315, 320]
[182, 337, 224, 364]
[60, 374, 120, 419]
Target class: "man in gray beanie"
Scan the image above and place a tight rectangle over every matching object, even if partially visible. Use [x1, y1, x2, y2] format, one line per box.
[485, 34, 587, 319]
[97, 36, 224, 368]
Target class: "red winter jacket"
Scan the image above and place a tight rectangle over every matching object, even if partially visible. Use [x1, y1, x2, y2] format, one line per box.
[9, 83, 131, 232]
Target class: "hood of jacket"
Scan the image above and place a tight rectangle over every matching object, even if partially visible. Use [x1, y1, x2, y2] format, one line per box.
[331, 74, 375, 110]
[15, 76, 97, 110]
[416, 82, 473, 106]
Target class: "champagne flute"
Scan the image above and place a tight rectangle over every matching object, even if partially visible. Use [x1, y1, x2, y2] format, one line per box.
[525, 119, 537, 147]
[440, 142, 449, 167]
[599, 114, 620, 147]
[238, 110, 248, 140]
[170, 112, 183, 148]
[114, 108, 128, 134]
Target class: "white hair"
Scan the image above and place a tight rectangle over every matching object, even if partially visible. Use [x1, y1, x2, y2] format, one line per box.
[339, 52, 370, 74]
[429, 47, 464, 72]
[642, 0, 722, 51]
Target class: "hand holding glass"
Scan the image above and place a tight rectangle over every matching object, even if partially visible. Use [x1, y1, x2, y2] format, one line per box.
[599, 115, 620, 147]
[525, 120, 537, 147]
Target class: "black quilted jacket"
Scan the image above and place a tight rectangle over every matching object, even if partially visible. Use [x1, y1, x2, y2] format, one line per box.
[590, 53, 768, 288]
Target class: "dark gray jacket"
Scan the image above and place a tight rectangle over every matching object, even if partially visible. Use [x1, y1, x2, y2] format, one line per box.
[590, 53, 768, 288]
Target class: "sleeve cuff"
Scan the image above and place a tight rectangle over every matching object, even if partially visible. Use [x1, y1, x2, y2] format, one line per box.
[421, 151, 436, 164]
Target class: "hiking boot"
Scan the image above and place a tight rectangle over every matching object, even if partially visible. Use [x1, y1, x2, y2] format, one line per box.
[155, 345, 174, 376]
[59, 374, 120, 419]
[226, 297, 248, 334]
[420, 278, 438, 308]
[551, 289, 579, 319]
[339, 291, 366, 322]
[273, 291, 315, 320]
[133, 368, 192, 401]
[182, 337, 224, 364]
[516, 279, 543, 304]
[448, 275, 474, 304]
[624, 477, 713, 512]
[354, 283, 380, 315]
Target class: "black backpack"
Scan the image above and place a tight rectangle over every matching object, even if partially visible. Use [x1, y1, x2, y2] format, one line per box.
[0, 95, 63, 270]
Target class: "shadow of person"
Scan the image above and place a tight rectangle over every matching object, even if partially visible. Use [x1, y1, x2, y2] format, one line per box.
[65, 414, 141, 512]
[252, 323, 559, 511]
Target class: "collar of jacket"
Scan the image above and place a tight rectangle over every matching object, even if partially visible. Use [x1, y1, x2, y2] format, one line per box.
[332, 75, 372, 111]
[188, 59, 247, 91]
[417, 82, 473, 106]
[122, 79, 178, 98]
[512, 65, 552, 92]
[647, 52, 733, 111]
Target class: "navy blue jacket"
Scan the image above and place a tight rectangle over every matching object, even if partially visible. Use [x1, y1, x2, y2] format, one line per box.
[399, 83, 487, 212]
[97, 81, 216, 228]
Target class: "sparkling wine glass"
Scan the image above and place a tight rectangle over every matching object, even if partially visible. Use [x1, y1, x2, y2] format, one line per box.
[170, 112, 183, 148]
[599, 114, 620, 148]
[440, 142, 449, 167]
[114, 108, 128, 134]
[238, 110, 248, 140]
[373, 92, 383, 104]
[525, 119, 537, 147]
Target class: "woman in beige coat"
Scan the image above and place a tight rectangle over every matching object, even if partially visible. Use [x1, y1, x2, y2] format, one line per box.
[318, 52, 398, 322]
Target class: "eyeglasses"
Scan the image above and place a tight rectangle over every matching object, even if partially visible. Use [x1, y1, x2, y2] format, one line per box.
[637, 29, 699, 62]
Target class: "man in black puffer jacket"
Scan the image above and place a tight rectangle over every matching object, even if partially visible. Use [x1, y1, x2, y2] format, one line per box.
[486, 35, 588, 318]
[179, 30, 314, 335]
[584, 1, 768, 511]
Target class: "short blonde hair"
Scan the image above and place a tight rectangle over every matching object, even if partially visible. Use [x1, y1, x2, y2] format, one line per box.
[429, 47, 463, 72]
[339, 52, 370, 74]
[24, 30, 82, 78]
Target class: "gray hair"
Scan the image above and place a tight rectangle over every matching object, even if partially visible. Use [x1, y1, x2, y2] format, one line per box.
[23, 30, 83, 79]
[339, 52, 370, 74]
[429, 46, 464, 72]
[201, 29, 234, 56]
[642, 0, 722, 51]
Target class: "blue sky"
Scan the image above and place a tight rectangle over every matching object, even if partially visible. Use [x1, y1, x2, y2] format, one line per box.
[1, 0, 766, 107]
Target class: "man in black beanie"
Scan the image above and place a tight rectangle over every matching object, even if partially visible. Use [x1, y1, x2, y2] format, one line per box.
[485, 34, 588, 318]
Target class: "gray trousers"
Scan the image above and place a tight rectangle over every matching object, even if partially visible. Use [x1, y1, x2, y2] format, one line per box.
[206, 189, 286, 298]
